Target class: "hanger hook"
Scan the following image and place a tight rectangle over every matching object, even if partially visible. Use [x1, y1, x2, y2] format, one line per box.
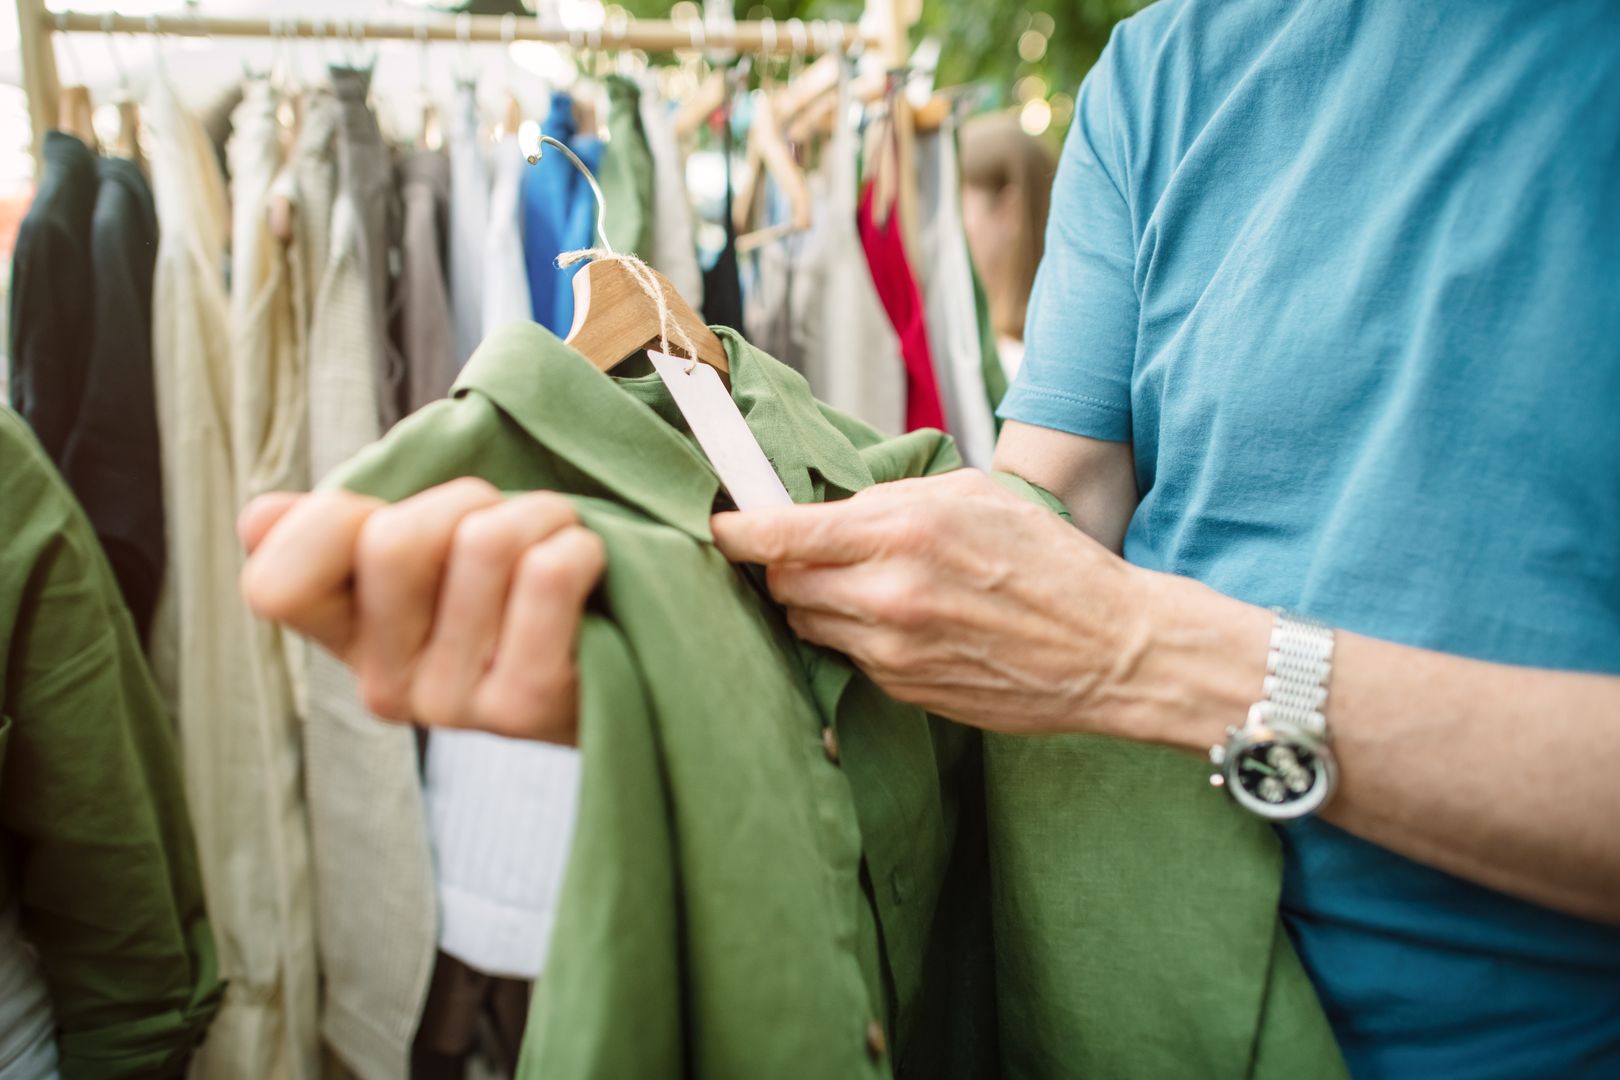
[99, 12, 132, 94]
[54, 11, 87, 86]
[759, 16, 777, 60]
[526, 134, 612, 255]
[144, 12, 168, 82]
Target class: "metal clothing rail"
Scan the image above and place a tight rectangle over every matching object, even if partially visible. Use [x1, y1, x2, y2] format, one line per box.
[14, 0, 884, 160]
[14, 0, 923, 251]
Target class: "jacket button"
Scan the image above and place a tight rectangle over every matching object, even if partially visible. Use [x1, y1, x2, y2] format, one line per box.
[865, 1019, 886, 1060]
[821, 725, 841, 764]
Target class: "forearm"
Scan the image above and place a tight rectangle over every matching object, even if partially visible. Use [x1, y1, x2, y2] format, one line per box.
[1110, 570, 1620, 926]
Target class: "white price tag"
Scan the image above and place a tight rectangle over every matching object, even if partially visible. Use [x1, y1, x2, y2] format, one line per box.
[648, 351, 793, 510]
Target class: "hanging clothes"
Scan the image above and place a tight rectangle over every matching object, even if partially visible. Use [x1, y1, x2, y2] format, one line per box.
[639, 72, 704, 309]
[301, 87, 438, 1080]
[7, 130, 96, 467]
[446, 81, 489, 368]
[971, 262, 1010, 423]
[398, 149, 457, 411]
[228, 78, 310, 505]
[322, 320, 1348, 1078]
[422, 726, 581, 981]
[702, 104, 745, 328]
[145, 77, 320, 1080]
[411, 954, 531, 1078]
[597, 74, 655, 259]
[915, 117, 999, 467]
[483, 134, 533, 333]
[327, 322, 986, 1078]
[858, 184, 948, 431]
[57, 153, 166, 642]
[0, 408, 225, 1077]
[522, 93, 604, 334]
[744, 65, 906, 436]
[330, 66, 404, 430]
[0, 901, 57, 1080]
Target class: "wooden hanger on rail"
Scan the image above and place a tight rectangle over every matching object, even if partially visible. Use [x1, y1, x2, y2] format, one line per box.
[526, 135, 730, 378]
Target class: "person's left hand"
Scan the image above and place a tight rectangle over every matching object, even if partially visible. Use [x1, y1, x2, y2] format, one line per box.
[711, 469, 1166, 738]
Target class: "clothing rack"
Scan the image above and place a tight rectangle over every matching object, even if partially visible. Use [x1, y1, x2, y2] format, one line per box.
[14, 0, 922, 248]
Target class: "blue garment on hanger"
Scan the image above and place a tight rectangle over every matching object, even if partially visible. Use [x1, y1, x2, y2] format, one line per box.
[521, 93, 604, 334]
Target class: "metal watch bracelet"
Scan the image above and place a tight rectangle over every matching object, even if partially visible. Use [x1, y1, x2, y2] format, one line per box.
[1258, 609, 1334, 736]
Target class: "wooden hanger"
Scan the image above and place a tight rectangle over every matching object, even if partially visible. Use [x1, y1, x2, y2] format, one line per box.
[566, 259, 730, 377]
[526, 134, 729, 377]
[57, 86, 96, 147]
[734, 92, 812, 242]
[113, 99, 142, 161]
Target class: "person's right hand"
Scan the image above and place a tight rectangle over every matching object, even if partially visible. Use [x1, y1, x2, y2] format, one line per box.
[238, 479, 605, 744]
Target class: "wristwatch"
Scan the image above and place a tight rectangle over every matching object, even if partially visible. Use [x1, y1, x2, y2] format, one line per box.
[1209, 610, 1339, 820]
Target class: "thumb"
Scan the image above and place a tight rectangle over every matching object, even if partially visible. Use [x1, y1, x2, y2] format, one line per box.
[238, 492, 305, 554]
[711, 501, 882, 566]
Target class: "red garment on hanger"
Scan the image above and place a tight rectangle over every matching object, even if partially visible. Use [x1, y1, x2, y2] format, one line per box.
[857, 182, 948, 432]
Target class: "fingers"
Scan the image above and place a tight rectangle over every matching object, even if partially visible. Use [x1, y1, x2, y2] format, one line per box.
[469, 526, 606, 743]
[238, 492, 303, 553]
[711, 498, 885, 566]
[241, 489, 385, 656]
[408, 493, 587, 731]
[351, 478, 507, 719]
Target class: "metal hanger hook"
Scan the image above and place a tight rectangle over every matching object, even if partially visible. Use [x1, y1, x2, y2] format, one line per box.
[525, 134, 613, 255]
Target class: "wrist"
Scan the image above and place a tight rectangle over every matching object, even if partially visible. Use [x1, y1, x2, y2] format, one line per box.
[1102, 569, 1271, 752]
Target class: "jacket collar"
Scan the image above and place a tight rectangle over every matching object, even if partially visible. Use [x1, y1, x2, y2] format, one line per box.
[452, 322, 874, 542]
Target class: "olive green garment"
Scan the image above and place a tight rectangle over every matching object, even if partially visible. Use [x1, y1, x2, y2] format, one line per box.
[598, 74, 656, 259]
[330, 322, 991, 1078]
[326, 323, 1344, 1079]
[0, 408, 223, 1078]
[971, 259, 1008, 429]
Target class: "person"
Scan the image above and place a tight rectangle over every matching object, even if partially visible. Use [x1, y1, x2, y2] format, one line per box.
[242, 0, 1620, 1074]
[958, 111, 1056, 380]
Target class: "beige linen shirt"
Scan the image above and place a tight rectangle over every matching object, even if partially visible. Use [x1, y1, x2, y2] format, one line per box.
[147, 79, 319, 1079]
[302, 90, 438, 1080]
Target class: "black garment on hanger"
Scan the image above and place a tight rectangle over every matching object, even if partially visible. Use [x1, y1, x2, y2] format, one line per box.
[60, 157, 165, 642]
[8, 131, 98, 467]
[702, 105, 745, 329]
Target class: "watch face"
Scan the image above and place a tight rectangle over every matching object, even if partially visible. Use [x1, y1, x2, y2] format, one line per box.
[1223, 723, 1338, 820]
[1234, 740, 1320, 808]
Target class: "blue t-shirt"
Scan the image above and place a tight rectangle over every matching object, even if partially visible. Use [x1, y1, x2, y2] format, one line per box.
[999, 1, 1620, 1075]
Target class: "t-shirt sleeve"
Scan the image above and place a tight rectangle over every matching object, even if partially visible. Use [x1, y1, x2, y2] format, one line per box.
[997, 34, 1138, 443]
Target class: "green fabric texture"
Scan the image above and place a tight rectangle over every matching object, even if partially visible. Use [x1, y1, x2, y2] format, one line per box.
[970, 259, 1009, 430]
[0, 408, 223, 1078]
[326, 323, 1342, 1078]
[597, 74, 655, 258]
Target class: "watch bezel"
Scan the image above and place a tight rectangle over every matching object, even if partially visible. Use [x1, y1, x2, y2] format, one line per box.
[1214, 715, 1338, 821]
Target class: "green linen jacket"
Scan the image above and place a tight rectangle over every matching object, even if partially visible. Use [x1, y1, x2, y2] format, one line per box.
[598, 74, 657, 260]
[328, 323, 1346, 1079]
[0, 408, 223, 1077]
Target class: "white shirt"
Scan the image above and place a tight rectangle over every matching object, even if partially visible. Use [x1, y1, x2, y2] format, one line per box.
[422, 128, 582, 981]
[0, 905, 58, 1080]
[916, 116, 999, 468]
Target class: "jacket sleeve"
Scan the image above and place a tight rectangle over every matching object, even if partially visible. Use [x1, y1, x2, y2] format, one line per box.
[0, 409, 223, 1079]
[521, 612, 680, 1079]
[989, 471, 1074, 522]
